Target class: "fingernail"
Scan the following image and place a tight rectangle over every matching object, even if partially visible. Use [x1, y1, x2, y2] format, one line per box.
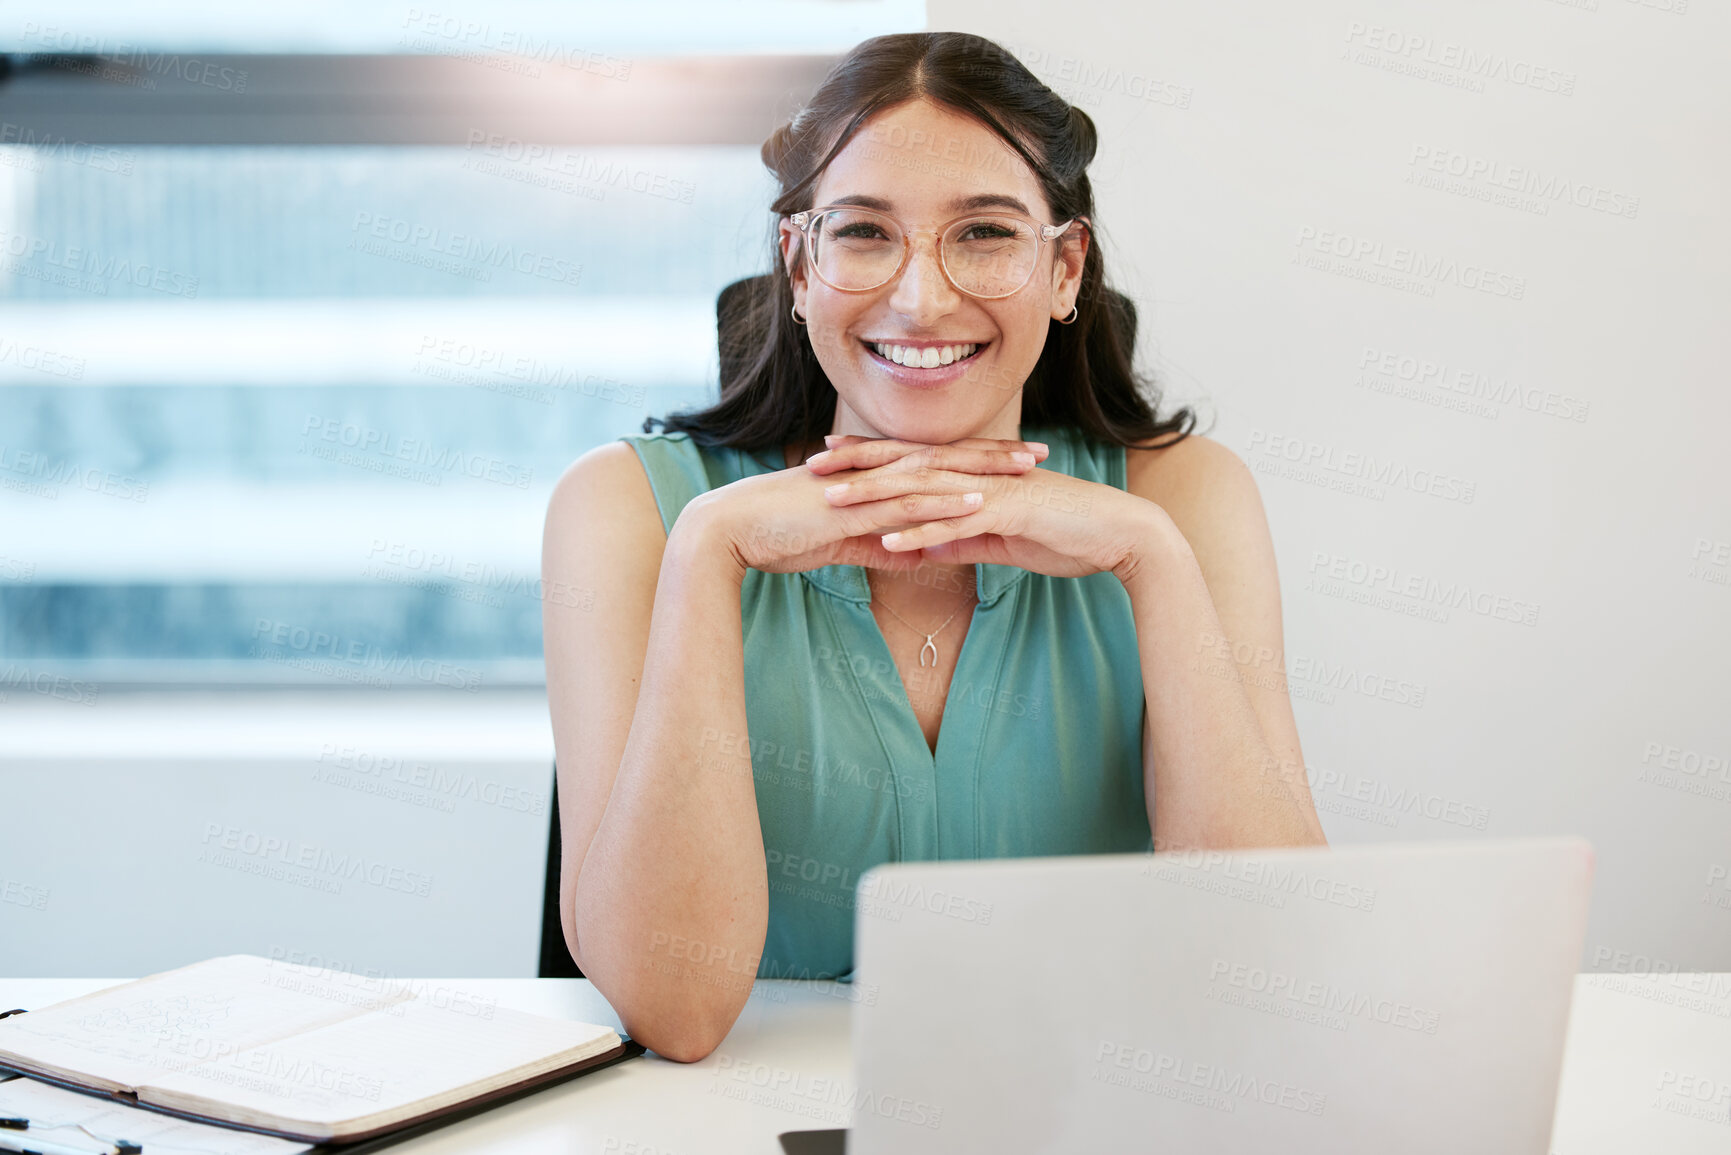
[1011, 452, 1035, 466]
[806, 450, 830, 464]
[963, 492, 983, 506]
[881, 532, 903, 548]
[823, 434, 841, 446]
[824, 483, 849, 497]
[1026, 441, 1048, 454]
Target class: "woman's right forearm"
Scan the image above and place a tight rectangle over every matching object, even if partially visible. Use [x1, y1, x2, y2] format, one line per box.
[573, 500, 768, 1061]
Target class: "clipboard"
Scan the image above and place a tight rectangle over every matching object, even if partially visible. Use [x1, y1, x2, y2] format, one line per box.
[0, 1007, 646, 1154]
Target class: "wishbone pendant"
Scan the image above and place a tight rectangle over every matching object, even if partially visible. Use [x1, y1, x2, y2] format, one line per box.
[919, 636, 938, 667]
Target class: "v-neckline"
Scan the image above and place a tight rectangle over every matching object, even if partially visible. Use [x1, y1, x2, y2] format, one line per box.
[739, 438, 1035, 772]
[863, 573, 980, 762]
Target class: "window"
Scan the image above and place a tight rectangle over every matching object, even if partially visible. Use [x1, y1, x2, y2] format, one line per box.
[0, 3, 925, 691]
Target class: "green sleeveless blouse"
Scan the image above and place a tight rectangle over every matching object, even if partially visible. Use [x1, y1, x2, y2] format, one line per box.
[620, 422, 1151, 981]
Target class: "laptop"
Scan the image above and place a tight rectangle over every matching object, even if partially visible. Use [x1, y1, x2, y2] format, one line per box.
[780, 837, 1593, 1154]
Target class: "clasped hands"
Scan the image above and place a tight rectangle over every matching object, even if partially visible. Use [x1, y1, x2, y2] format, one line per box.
[784, 433, 1167, 584]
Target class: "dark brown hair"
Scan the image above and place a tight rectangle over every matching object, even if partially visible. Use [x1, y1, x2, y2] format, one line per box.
[645, 31, 1196, 453]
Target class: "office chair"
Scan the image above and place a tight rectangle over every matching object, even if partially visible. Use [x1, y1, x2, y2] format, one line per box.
[537, 274, 1140, 976]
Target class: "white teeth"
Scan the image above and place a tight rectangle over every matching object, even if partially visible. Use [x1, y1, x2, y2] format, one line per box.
[870, 342, 979, 367]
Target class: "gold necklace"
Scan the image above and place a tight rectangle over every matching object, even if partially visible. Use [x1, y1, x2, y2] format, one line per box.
[867, 571, 975, 667]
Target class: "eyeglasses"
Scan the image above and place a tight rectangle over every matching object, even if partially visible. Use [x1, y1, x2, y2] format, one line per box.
[786, 205, 1081, 300]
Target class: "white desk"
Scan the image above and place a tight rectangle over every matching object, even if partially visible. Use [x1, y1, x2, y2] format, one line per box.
[2, 973, 1727, 1153]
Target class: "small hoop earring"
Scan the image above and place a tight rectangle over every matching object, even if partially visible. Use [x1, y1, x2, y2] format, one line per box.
[790, 304, 807, 326]
[1058, 304, 1079, 325]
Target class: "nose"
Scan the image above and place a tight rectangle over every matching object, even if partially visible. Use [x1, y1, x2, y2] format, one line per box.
[886, 229, 963, 321]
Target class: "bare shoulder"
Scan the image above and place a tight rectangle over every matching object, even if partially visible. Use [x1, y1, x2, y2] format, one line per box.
[545, 440, 666, 551]
[542, 440, 670, 626]
[1124, 433, 1267, 560]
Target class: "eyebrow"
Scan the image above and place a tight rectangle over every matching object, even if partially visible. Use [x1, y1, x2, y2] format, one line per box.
[827, 192, 1034, 216]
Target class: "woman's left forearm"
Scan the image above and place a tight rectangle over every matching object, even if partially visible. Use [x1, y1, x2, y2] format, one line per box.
[1114, 507, 1327, 851]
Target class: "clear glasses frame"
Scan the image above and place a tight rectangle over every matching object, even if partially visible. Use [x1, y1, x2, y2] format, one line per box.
[785, 204, 1084, 300]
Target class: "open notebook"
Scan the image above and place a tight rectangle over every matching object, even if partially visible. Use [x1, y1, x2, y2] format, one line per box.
[0, 955, 634, 1144]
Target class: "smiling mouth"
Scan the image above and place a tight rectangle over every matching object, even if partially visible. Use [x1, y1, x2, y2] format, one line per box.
[863, 340, 988, 369]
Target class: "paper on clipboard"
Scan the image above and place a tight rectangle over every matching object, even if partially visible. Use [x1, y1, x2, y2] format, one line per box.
[0, 1077, 313, 1155]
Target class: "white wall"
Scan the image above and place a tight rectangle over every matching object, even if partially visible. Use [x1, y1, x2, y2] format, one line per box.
[0, 692, 556, 977]
[929, 0, 1730, 970]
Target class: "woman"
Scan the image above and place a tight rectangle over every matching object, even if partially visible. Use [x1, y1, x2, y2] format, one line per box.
[541, 31, 1326, 1062]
